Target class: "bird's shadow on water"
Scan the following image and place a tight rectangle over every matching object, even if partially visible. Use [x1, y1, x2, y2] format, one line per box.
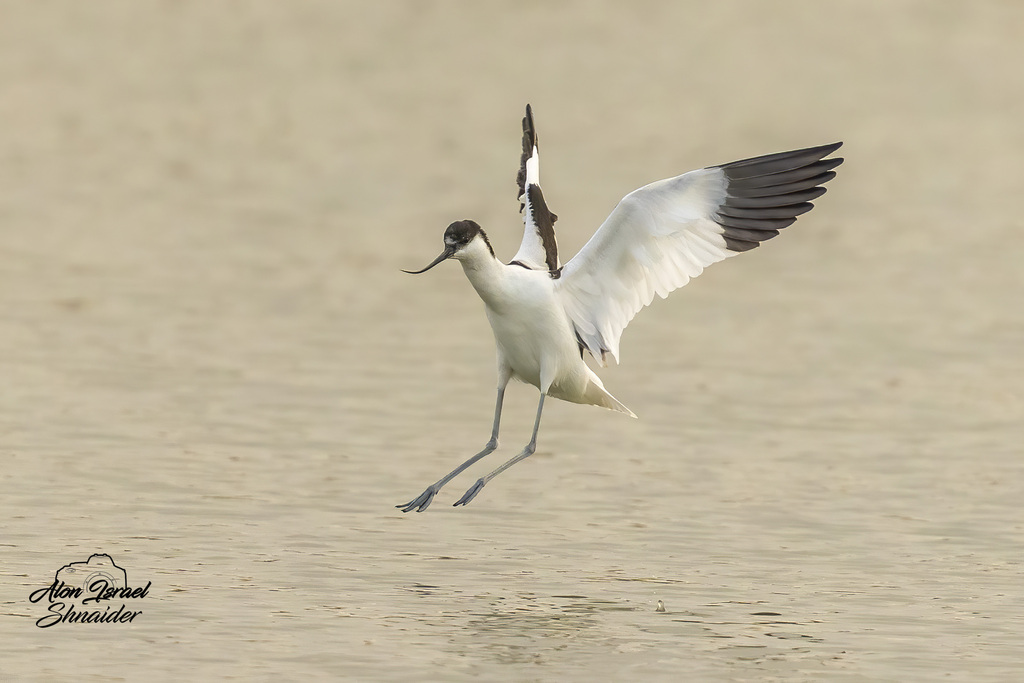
[397, 584, 612, 664]
[399, 583, 831, 668]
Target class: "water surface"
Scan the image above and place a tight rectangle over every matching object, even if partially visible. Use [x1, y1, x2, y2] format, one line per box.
[1, 2, 1022, 680]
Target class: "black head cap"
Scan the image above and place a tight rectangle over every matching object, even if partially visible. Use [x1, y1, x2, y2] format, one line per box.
[444, 220, 493, 255]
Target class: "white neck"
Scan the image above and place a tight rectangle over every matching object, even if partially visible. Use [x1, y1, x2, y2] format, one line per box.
[455, 237, 510, 309]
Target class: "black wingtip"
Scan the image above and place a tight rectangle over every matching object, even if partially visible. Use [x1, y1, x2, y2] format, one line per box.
[517, 104, 538, 206]
[720, 142, 844, 177]
[713, 141, 845, 253]
[522, 104, 537, 150]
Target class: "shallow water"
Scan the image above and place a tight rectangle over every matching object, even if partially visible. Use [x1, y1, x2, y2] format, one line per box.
[2, 2, 1023, 680]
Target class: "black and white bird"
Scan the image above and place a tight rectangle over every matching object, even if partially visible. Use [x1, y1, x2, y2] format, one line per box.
[399, 105, 843, 512]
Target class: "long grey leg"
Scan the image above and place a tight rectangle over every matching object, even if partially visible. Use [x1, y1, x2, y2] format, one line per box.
[453, 393, 546, 507]
[397, 384, 507, 513]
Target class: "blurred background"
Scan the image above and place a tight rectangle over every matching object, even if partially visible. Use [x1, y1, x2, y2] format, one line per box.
[1, 2, 1021, 680]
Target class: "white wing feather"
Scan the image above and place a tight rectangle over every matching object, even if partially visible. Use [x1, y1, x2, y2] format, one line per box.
[555, 167, 734, 366]
[511, 144, 550, 268]
[555, 141, 844, 366]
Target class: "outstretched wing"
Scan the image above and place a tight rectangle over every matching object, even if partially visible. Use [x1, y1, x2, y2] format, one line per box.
[510, 104, 560, 272]
[556, 142, 844, 365]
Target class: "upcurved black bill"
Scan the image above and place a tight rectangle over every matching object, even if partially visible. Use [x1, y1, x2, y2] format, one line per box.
[402, 245, 455, 274]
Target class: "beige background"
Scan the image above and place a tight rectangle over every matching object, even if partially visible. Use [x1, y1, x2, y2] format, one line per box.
[1, 1, 1021, 680]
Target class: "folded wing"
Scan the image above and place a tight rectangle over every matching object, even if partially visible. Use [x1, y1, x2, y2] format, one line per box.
[556, 142, 844, 365]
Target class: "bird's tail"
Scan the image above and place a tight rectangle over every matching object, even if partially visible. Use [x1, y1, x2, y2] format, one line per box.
[583, 374, 637, 418]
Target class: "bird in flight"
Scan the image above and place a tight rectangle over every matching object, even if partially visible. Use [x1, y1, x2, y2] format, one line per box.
[399, 104, 843, 512]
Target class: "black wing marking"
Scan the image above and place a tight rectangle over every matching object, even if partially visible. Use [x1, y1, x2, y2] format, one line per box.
[712, 142, 844, 252]
[513, 104, 560, 274]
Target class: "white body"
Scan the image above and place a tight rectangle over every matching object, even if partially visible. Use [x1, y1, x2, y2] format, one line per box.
[455, 238, 633, 415]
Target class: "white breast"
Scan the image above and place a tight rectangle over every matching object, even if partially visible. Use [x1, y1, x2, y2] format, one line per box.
[474, 267, 579, 391]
